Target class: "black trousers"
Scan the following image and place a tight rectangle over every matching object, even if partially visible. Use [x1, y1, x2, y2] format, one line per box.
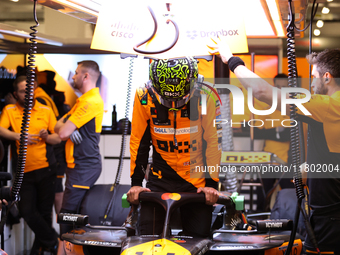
[18, 166, 58, 248]
[304, 206, 340, 254]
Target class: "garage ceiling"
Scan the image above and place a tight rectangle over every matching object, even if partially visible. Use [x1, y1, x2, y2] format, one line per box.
[0, 0, 339, 54]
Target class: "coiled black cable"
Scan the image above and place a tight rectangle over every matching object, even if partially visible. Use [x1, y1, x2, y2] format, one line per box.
[133, 6, 179, 54]
[285, 1, 321, 254]
[102, 57, 134, 224]
[287, 18, 304, 201]
[115, 57, 134, 186]
[284, 2, 303, 254]
[11, 0, 39, 202]
[0, 0, 39, 234]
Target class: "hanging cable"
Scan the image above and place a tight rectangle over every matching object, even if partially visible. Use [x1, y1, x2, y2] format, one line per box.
[11, 0, 38, 203]
[114, 57, 134, 186]
[309, 1, 315, 92]
[101, 57, 135, 225]
[284, 1, 303, 254]
[287, 4, 304, 202]
[133, 6, 179, 54]
[0, 0, 39, 233]
[295, 0, 318, 32]
[284, 0, 321, 254]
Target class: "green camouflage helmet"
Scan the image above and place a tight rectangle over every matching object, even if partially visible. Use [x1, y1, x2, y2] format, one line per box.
[149, 57, 198, 106]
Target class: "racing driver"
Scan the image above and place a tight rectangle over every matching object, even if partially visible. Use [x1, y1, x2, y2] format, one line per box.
[126, 57, 222, 237]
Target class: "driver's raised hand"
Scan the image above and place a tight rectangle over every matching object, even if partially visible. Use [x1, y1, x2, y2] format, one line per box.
[197, 187, 219, 205]
[126, 186, 151, 204]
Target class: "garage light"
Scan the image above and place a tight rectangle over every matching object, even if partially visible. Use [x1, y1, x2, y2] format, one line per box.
[316, 20, 324, 28]
[313, 29, 321, 36]
[321, 7, 330, 14]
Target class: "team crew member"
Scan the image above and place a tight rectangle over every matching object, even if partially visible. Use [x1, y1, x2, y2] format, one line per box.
[33, 74, 65, 215]
[55, 60, 103, 255]
[0, 75, 60, 255]
[209, 40, 340, 254]
[35, 84, 60, 118]
[127, 57, 222, 237]
[36, 73, 66, 215]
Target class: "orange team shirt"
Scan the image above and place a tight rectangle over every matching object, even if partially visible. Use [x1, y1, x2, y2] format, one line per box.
[0, 101, 57, 172]
[64, 88, 104, 169]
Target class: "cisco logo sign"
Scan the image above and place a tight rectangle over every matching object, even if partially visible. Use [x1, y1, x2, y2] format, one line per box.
[186, 29, 239, 40]
[110, 22, 139, 39]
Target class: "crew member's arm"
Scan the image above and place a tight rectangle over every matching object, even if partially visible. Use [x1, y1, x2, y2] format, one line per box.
[127, 89, 151, 204]
[197, 92, 222, 205]
[0, 126, 20, 141]
[208, 39, 289, 114]
[0, 108, 39, 144]
[39, 130, 61, 145]
[0, 127, 41, 145]
[55, 114, 77, 141]
[40, 108, 61, 145]
[56, 96, 103, 143]
[54, 114, 69, 134]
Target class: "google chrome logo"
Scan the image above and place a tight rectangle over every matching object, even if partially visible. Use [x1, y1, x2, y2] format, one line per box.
[161, 193, 181, 201]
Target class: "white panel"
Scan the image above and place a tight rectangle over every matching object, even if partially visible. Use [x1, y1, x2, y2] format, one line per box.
[233, 137, 250, 151]
[99, 134, 105, 163]
[4, 219, 34, 255]
[102, 135, 131, 157]
[96, 159, 131, 185]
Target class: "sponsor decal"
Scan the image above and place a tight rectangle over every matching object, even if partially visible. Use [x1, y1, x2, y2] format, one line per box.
[110, 21, 138, 39]
[84, 240, 118, 246]
[154, 126, 198, 134]
[152, 118, 171, 126]
[62, 215, 78, 222]
[265, 222, 283, 228]
[161, 193, 181, 201]
[215, 107, 221, 115]
[186, 29, 239, 40]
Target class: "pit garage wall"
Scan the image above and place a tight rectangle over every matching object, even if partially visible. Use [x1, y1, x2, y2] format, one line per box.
[0, 53, 311, 253]
[97, 134, 131, 185]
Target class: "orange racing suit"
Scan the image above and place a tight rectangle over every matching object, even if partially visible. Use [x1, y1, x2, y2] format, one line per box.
[130, 85, 222, 192]
[130, 84, 222, 237]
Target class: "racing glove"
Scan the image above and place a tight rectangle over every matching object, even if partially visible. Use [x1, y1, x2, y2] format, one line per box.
[70, 130, 82, 144]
